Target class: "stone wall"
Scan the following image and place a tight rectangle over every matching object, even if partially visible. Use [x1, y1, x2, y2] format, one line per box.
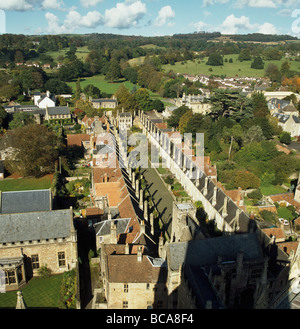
[0, 238, 78, 275]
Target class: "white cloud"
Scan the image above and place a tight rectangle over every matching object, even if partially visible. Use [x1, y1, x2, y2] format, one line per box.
[192, 21, 209, 31]
[220, 14, 255, 34]
[258, 22, 277, 34]
[80, 0, 104, 8]
[233, 0, 300, 8]
[154, 5, 175, 27]
[104, 0, 147, 29]
[45, 12, 70, 34]
[202, 0, 229, 7]
[45, 10, 104, 34]
[42, 0, 64, 10]
[0, 0, 36, 11]
[233, 0, 277, 8]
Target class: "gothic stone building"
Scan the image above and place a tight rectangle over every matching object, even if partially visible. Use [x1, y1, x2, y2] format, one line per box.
[0, 208, 77, 291]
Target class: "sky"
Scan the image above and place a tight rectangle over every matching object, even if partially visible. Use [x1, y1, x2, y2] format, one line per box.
[0, 0, 300, 37]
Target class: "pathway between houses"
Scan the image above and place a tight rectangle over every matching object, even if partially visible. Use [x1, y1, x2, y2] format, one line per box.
[141, 162, 174, 240]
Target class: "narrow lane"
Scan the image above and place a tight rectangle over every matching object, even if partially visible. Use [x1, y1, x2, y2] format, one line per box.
[141, 164, 174, 240]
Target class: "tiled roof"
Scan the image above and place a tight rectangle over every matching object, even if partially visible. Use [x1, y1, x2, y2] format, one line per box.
[277, 241, 299, 256]
[67, 134, 90, 147]
[106, 247, 167, 283]
[262, 227, 285, 240]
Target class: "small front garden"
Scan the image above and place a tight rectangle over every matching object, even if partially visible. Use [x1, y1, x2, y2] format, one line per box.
[0, 269, 78, 309]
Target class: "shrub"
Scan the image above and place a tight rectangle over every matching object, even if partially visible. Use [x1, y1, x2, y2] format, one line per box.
[59, 270, 77, 309]
[279, 131, 291, 145]
[247, 189, 262, 200]
[38, 265, 52, 278]
[260, 210, 277, 224]
[165, 175, 174, 185]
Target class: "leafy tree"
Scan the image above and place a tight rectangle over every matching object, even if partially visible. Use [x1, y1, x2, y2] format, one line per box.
[273, 153, 300, 184]
[234, 170, 260, 190]
[167, 105, 190, 128]
[238, 48, 252, 61]
[222, 124, 244, 159]
[178, 109, 193, 134]
[206, 53, 223, 66]
[58, 59, 87, 82]
[123, 67, 138, 84]
[251, 56, 264, 69]
[263, 47, 282, 60]
[8, 112, 35, 130]
[0, 84, 20, 101]
[134, 88, 152, 111]
[251, 91, 269, 118]
[244, 125, 265, 144]
[279, 131, 292, 144]
[105, 59, 122, 82]
[280, 60, 291, 78]
[83, 84, 101, 99]
[44, 78, 72, 94]
[3, 124, 59, 177]
[148, 99, 165, 113]
[0, 105, 8, 129]
[265, 63, 281, 82]
[184, 113, 205, 139]
[74, 77, 81, 100]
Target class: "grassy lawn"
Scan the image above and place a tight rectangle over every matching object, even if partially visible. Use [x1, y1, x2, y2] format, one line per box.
[0, 274, 63, 309]
[162, 54, 300, 78]
[260, 184, 287, 196]
[67, 75, 138, 96]
[0, 175, 53, 192]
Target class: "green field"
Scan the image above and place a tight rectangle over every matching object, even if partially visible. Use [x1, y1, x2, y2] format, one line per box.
[162, 54, 300, 78]
[0, 274, 63, 309]
[44, 46, 90, 63]
[67, 75, 139, 96]
[0, 175, 52, 192]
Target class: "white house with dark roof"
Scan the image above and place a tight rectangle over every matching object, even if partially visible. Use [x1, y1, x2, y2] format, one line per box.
[272, 100, 300, 137]
[34, 91, 56, 108]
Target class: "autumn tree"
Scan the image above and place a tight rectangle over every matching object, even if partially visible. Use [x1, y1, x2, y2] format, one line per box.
[3, 124, 60, 177]
[234, 170, 260, 190]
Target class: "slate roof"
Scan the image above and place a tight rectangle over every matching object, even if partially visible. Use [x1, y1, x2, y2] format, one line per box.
[184, 265, 223, 309]
[0, 209, 72, 243]
[47, 106, 70, 115]
[94, 218, 131, 236]
[168, 233, 264, 271]
[0, 189, 52, 214]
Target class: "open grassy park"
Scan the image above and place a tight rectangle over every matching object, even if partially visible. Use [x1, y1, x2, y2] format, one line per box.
[162, 54, 300, 78]
[44, 46, 90, 63]
[67, 75, 138, 96]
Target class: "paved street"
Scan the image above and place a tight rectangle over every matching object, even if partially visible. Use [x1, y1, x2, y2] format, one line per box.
[141, 164, 174, 240]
